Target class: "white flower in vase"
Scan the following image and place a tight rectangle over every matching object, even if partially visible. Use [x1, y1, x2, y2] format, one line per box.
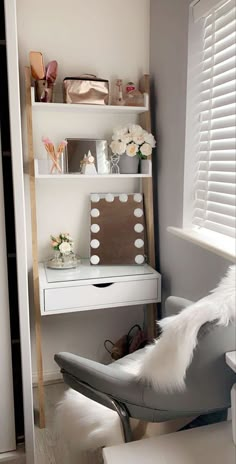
[128, 124, 144, 137]
[126, 143, 139, 157]
[140, 142, 152, 158]
[48, 233, 79, 269]
[121, 133, 132, 144]
[133, 134, 146, 146]
[112, 126, 128, 140]
[63, 233, 73, 242]
[143, 132, 156, 148]
[59, 241, 72, 255]
[110, 123, 156, 173]
[110, 140, 126, 155]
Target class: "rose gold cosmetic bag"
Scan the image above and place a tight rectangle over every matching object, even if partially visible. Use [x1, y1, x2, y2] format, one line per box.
[63, 75, 109, 105]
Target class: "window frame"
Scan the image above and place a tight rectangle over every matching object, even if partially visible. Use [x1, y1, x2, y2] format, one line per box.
[168, 0, 236, 262]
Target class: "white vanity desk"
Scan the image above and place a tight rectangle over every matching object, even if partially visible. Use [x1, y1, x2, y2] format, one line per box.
[38, 260, 161, 316]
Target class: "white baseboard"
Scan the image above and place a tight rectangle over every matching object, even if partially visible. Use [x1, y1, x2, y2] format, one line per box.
[32, 369, 63, 386]
[0, 446, 25, 463]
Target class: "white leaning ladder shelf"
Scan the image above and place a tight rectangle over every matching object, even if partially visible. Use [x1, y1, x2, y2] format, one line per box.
[25, 67, 157, 428]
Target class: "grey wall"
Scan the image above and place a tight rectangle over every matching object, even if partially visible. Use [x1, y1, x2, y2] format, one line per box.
[150, 0, 230, 306]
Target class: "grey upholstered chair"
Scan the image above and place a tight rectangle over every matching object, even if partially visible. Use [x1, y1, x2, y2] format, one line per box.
[55, 297, 236, 442]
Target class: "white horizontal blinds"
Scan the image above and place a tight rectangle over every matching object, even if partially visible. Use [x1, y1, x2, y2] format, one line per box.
[194, 0, 236, 238]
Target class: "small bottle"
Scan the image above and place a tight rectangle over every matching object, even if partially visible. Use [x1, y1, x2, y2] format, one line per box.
[126, 81, 136, 94]
[114, 79, 125, 106]
[125, 81, 144, 107]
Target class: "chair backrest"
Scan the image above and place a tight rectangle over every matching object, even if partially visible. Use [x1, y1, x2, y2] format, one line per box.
[152, 321, 236, 415]
[144, 295, 236, 416]
[184, 321, 236, 411]
[165, 296, 194, 317]
[163, 296, 236, 411]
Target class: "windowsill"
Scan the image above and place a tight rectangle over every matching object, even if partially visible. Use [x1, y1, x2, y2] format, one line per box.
[167, 227, 236, 263]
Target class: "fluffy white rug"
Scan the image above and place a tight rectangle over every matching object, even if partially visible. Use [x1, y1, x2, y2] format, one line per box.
[55, 388, 192, 463]
[55, 265, 235, 462]
[139, 265, 236, 391]
[55, 388, 123, 464]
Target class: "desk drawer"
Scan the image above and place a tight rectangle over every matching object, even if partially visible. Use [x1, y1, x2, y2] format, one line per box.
[44, 278, 158, 313]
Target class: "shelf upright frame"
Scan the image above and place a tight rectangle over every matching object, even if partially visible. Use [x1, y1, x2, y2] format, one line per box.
[139, 74, 157, 339]
[25, 66, 45, 428]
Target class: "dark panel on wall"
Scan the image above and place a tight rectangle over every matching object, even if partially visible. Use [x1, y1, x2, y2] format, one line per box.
[0, 0, 5, 40]
[0, 0, 24, 443]
[0, 45, 10, 151]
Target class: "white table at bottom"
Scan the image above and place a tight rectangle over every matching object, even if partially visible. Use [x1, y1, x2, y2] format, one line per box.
[103, 421, 235, 464]
[226, 351, 236, 445]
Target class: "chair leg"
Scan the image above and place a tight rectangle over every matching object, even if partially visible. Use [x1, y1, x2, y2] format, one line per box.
[110, 398, 133, 443]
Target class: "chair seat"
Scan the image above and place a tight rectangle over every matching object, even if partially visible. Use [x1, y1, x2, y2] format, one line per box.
[55, 295, 236, 424]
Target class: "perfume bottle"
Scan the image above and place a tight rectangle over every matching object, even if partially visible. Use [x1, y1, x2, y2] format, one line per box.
[114, 79, 125, 106]
[125, 81, 144, 107]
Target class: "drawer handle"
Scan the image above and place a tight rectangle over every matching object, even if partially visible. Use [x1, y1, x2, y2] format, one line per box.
[92, 283, 114, 288]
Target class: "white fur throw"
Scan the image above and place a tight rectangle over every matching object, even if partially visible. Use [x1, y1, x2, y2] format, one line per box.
[139, 265, 236, 392]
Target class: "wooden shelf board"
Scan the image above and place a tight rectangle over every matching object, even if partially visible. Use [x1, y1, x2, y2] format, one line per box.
[31, 87, 149, 114]
[35, 173, 151, 179]
[34, 159, 151, 178]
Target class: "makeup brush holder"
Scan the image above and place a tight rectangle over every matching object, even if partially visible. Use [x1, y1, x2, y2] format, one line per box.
[36, 154, 65, 175]
[47, 151, 65, 174]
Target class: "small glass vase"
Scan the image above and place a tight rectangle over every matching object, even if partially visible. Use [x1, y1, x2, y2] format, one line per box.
[46, 250, 79, 269]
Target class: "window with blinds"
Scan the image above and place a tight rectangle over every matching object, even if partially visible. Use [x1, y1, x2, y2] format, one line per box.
[194, 0, 236, 240]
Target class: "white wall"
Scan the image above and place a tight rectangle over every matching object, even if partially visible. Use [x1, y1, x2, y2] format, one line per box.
[150, 0, 230, 308]
[16, 0, 150, 380]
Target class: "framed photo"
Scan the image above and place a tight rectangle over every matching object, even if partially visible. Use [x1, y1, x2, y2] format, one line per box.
[65, 138, 110, 174]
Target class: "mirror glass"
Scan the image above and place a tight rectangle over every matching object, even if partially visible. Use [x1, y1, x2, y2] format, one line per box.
[65, 138, 110, 174]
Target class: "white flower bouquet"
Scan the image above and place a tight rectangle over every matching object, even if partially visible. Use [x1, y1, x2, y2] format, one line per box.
[50, 233, 74, 255]
[110, 124, 156, 160]
[47, 232, 79, 269]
